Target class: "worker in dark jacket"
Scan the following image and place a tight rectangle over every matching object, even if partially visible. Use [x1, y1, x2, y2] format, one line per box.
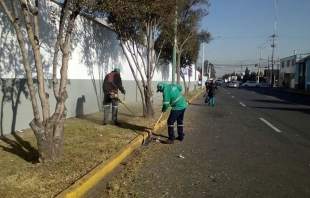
[102, 68, 126, 125]
[157, 83, 188, 144]
[207, 79, 217, 106]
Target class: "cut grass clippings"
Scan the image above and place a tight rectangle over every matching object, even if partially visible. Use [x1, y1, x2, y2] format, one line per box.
[0, 88, 204, 198]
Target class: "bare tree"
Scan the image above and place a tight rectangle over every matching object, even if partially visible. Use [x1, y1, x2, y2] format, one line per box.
[97, 0, 176, 118]
[0, 0, 98, 163]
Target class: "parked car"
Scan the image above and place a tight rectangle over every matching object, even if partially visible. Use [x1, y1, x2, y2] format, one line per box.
[259, 81, 269, 87]
[242, 81, 259, 87]
[216, 79, 223, 85]
[228, 81, 239, 88]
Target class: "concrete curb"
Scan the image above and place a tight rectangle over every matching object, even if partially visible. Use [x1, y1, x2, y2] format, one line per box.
[56, 88, 204, 198]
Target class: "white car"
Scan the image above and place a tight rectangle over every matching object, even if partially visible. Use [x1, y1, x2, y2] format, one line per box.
[216, 79, 223, 85]
[259, 81, 269, 87]
[228, 81, 239, 88]
[242, 81, 259, 87]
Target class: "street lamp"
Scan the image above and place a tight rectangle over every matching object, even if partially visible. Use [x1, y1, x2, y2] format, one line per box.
[201, 43, 205, 89]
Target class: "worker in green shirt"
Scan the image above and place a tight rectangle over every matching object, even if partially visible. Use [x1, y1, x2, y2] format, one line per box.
[156, 82, 188, 144]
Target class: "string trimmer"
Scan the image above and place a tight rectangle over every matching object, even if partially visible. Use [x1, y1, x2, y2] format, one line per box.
[117, 96, 136, 117]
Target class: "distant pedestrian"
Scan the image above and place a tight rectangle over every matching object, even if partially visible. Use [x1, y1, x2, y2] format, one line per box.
[207, 79, 217, 106]
[102, 68, 126, 125]
[157, 83, 188, 144]
[282, 80, 285, 88]
[204, 80, 210, 103]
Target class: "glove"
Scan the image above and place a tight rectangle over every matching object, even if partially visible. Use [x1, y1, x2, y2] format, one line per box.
[122, 90, 126, 95]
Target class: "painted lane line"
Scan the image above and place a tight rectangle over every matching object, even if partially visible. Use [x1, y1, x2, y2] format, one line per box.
[260, 118, 281, 133]
[231, 96, 235, 98]
[239, 102, 246, 107]
[227, 92, 230, 94]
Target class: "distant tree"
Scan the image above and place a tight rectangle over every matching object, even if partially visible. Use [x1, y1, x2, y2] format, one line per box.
[157, 0, 211, 87]
[100, 0, 176, 118]
[249, 72, 257, 81]
[0, 0, 99, 163]
[244, 67, 250, 82]
[222, 74, 230, 80]
[174, 0, 211, 86]
[210, 63, 216, 79]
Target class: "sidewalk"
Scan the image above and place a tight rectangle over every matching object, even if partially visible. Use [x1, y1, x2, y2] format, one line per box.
[55, 88, 204, 198]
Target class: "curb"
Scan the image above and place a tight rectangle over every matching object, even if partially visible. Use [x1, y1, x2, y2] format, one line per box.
[56, 88, 204, 198]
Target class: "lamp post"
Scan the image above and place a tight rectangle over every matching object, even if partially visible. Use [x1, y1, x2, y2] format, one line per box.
[172, 1, 178, 84]
[201, 43, 204, 89]
[194, 63, 197, 90]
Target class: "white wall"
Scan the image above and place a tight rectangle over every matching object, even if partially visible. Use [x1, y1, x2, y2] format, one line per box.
[0, 1, 199, 135]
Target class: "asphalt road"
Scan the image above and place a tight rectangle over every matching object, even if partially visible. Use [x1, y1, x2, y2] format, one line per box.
[124, 86, 310, 198]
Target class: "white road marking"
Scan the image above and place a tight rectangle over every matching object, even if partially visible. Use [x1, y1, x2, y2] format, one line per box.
[227, 92, 230, 94]
[231, 96, 234, 98]
[239, 102, 246, 106]
[260, 118, 281, 133]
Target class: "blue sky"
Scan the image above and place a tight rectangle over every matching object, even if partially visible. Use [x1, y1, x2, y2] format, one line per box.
[55, 0, 309, 77]
[199, 0, 310, 77]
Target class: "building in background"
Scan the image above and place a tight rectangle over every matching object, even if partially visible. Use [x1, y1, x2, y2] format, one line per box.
[295, 55, 310, 90]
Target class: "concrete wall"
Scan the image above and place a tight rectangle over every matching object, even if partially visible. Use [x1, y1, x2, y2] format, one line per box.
[0, 1, 198, 135]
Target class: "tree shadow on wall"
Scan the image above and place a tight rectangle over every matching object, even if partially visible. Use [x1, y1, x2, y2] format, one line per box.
[0, 79, 39, 162]
[157, 63, 170, 81]
[77, 16, 124, 112]
[0, 1, 80, 160]
[0, 79, 29, 135]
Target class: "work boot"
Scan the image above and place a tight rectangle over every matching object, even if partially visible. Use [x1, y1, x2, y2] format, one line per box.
[176, 136, 184, 141]
[161, 138, 174, 144]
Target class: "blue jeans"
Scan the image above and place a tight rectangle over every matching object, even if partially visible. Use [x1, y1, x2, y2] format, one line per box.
[167, 109, 186, 140]
[210, 97, 215, 105]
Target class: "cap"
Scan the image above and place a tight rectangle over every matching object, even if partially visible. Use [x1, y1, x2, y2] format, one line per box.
[114, 68, 120, 73]
[157, 82, 165, 93]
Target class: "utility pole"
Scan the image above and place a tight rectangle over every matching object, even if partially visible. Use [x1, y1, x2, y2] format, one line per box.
[172, 2, 178, 84]
[268, 55, 271, 85]
[208, 61, 210, 79]
[257, 47, 265, 83]
[194, 63, 197, 90]
[201, 43, 204, 89]
[258, 49, 262, 82]
[270, 0, 277, 86]
[271, 34, 276, 85]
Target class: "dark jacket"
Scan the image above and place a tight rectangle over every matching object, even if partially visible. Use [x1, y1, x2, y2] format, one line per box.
[205, 81, 210, 90]
[208, 82, 217, 97]
[102, 71, 125, 94]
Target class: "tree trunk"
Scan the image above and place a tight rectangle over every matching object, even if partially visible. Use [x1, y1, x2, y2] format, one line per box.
[30, 101, 67, 163]
[180, 74, 188, 93]
[186, 76, 190, 93]
[119, 39, 156, 118]
[143, 87, 155, 118]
